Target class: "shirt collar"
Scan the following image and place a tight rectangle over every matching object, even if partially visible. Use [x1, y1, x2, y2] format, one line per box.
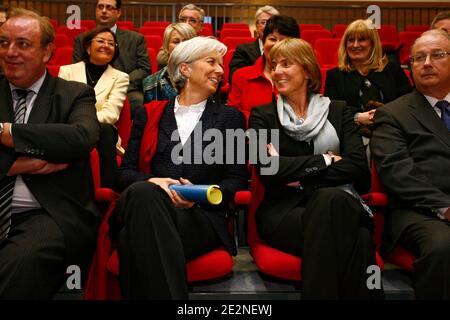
[258, 38, 264, 54]
[174, 96, 207, 113]
[424, 92, 450, 108]
[9, 70, 47, 96]
[111, 24, 118, 33]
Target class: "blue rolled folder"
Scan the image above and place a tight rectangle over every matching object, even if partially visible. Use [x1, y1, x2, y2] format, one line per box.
[168, 184, 223, 205]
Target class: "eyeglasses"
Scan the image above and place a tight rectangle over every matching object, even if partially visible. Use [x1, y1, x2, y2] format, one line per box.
[92, 38, 117, 47]
[179, 17, 200, 24]
[256, 19, 268, 26]
[97, 4, 117, 11]
[410, 51, 450, 64]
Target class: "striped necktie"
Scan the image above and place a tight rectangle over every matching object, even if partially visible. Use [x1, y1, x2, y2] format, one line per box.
[0, 89, 30, 242]
[436, 100, 450, 132]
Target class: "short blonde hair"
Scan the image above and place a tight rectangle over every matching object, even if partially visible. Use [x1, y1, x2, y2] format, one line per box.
[156, 23, 197, 67]
[167, 36, 227, 91]
[269, 38, 322, 94]
[338, 19, 387, 72]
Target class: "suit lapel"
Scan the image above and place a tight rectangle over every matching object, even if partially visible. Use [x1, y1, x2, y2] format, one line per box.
[114, 29, 127, 71]
[95, 64, 115, 96]
[159, 100, 178, 141]
[250, 40, 261, 61]
[0, 78, 14, 122]
[408, 90, 450, 147]
[197, 98, 218, 134]
[344, 71, 364, 109]
[71, 61, 87, 83]
[28, 73, 55, 124]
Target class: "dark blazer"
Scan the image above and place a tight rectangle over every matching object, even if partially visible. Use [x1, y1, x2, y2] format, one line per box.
[248, 99, 370, 238]
[117, 99, 248, 254]
[72, 28, 150, 93]
[0, 73, 100, 268]
[371, 90, 450, 253]
[324, 61, 412, 114]
[229, 40, 261, 84]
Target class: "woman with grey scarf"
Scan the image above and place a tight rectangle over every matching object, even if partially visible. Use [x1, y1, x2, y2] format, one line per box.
[249, 38, 382, 299]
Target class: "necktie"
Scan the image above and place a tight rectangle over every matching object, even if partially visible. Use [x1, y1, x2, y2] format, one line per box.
[0, 89, 30, 242]
[436, 100, 450, 132]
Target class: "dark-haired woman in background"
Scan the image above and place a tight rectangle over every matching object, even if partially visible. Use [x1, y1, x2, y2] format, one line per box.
[227, 15, 299, 120]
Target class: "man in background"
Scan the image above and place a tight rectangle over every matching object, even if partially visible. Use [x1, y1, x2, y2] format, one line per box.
[178, 3, 205, 35]
[228, 5, 279, 83]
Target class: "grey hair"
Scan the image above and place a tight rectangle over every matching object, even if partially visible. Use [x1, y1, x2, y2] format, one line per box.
[179, 4, 205, 22]
[167, 36, 227, 91]
[255, 5, 279, 20]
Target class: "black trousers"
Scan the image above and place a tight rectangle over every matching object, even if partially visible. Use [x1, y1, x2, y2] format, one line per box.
[263, 188, 382, 299]
[0, 209, 66, 299]
[113, 182, 221, 299]
[395, 209, 450, 299]
[97, 123, 118, 189]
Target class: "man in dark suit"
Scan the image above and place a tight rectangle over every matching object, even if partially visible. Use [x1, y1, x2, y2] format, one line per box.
[0, 8, 99, 299]
[228, 5, 279, 84]
[371, 29, 450, 299]
[178, 3, 205, 35]
[72, 0, 150, 117]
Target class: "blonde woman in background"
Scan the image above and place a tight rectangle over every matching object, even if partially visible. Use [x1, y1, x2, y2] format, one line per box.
[143, 23, 196, 102]
[324, 19, 411, 133]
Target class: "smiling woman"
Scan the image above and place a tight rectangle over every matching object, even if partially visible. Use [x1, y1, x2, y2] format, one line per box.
[248, 38, 382, 299]
[109, 36, 247, 299]
[324, 19, 411, 136]
[58, 26, 129, 188]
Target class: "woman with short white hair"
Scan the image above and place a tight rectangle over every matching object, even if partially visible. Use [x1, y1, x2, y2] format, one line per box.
[113, 37, 247, 299]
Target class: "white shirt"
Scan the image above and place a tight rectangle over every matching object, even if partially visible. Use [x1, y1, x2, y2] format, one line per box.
[9, 72, 47, 213]
[174, 97, 206, 145]
[258, 38, 264, 55]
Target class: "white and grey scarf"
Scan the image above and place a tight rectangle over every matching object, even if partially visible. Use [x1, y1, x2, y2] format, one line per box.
[276, 93, 372, 217]
[276, 93, 340, 154]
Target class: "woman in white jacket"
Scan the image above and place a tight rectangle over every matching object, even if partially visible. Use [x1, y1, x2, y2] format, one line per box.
[59, 26, 129, 189]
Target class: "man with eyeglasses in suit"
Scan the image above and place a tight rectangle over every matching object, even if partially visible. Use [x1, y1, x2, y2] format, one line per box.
[371, 29, 450, 299]
[0, 8, 99, 299]
[228, 5, 279, 84]
[178, 4, 205, 35]
[72, 0, 150, 118]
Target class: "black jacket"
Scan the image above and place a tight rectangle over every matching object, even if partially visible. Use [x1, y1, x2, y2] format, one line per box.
[249, 99, 370, 238]
[324, 61, 412, 114]
[118, 99, 248, 254]
[0, 73, 100, 268]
